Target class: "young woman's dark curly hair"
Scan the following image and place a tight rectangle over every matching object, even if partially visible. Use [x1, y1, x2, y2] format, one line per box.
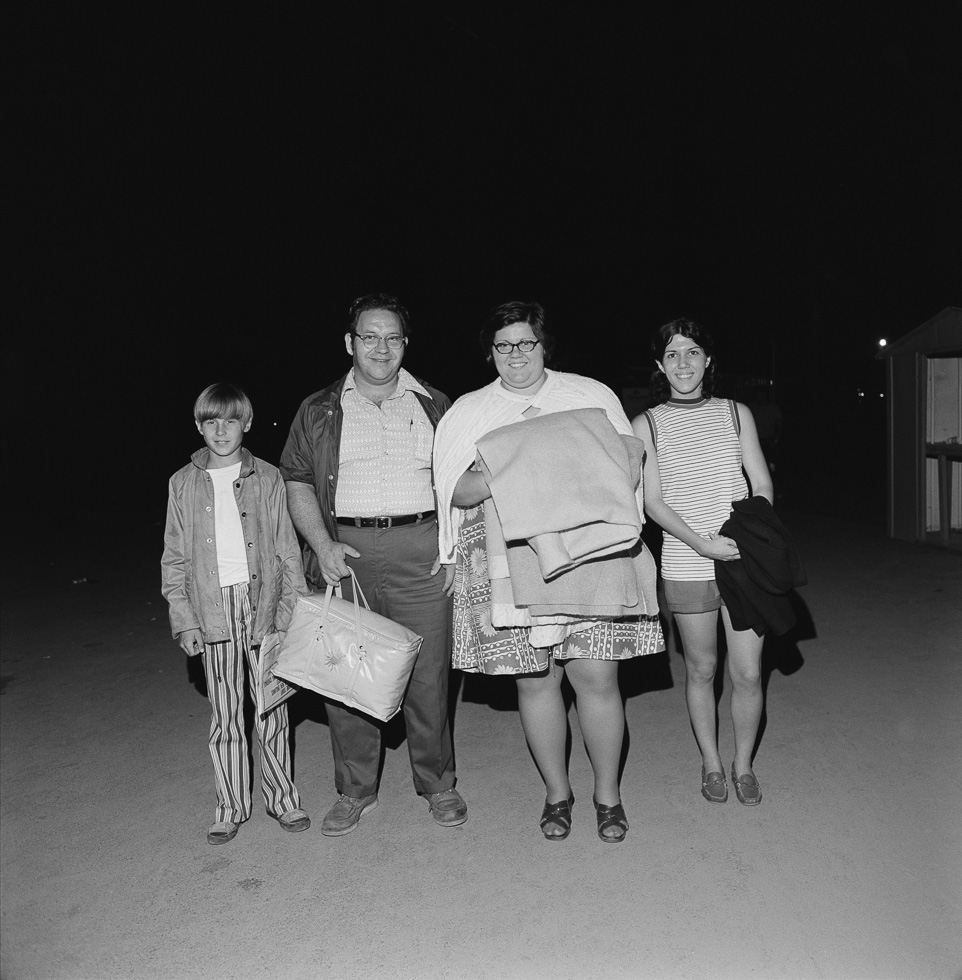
[650, 317, 718, 402]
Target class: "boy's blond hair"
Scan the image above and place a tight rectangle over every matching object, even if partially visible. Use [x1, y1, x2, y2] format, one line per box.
[193, 384, 253, 427]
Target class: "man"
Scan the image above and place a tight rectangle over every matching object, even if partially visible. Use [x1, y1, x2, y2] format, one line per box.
[280, 293, 467, 836]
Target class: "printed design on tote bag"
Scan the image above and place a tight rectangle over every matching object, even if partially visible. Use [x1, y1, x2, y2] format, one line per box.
[325, 639, 363, 672]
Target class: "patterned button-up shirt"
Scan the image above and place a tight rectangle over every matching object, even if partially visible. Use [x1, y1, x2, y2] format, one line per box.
[334, 368, 437, 516]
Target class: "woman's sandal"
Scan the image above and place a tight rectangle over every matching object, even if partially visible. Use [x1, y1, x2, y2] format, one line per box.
[593, 798, 628, 844]
[540, 793, 575, 840]
[701, 766, 729, 804]
[731, 763, 762, 805]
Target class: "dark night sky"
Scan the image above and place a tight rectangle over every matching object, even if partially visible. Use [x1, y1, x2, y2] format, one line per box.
[12, 4, 961, 525]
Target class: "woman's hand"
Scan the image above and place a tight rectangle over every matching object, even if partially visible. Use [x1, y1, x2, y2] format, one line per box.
[452, 464, 491, 508]
[700, 533, 740, 561]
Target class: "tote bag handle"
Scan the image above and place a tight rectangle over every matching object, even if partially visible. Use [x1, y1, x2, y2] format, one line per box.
[322, 568, 370, 649]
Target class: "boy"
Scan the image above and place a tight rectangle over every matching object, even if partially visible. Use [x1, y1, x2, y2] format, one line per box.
[162, 383, 310, 844]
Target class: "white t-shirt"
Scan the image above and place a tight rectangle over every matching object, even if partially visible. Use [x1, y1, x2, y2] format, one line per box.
[207, 463, 249, 587]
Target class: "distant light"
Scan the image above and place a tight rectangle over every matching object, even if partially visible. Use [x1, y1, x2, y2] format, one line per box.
[880, 393, 884, 397]
[273, 422, 278, 426]
[878, 338, 888, 347]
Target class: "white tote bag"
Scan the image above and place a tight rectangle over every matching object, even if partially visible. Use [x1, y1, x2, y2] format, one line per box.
[272, 569, 423, 722]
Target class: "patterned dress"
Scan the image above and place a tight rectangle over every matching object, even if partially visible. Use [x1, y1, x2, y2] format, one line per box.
[451, 505, 664, 675]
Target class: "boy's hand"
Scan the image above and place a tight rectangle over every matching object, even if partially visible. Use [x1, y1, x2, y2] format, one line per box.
[177, 628, 206, 656]
[317, 541, 361, 587]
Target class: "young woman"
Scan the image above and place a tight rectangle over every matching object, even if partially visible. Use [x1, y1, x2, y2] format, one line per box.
[633, 318, 773, 805]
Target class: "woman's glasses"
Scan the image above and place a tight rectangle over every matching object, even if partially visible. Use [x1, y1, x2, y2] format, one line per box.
[492, 339, 541, 354]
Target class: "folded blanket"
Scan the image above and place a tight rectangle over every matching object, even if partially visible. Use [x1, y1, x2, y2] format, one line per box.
[476, 408, 644, 581]
[434, 371, 641, 563]
[486, 494, 658, 621]
[483, 447, 659, 634]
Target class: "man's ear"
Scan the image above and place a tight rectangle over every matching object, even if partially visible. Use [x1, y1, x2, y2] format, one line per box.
[344, 332, 354, 356]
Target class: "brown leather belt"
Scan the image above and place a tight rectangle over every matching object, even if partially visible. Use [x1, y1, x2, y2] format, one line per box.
[336, 511, 435, 529]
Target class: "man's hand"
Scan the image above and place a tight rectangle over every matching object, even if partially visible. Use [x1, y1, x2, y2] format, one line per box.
[177, 628, 206, 656]
[431, 556, 457, 596]
[699, 533, 740, 561]
[317, 540, 362, 587]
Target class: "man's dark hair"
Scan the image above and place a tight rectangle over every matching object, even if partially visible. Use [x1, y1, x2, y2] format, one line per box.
[347, 293, 411, 337]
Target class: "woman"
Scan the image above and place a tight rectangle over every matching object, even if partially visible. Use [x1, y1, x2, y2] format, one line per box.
[633, 318, 772, 805]
[434, 302, 662, 842]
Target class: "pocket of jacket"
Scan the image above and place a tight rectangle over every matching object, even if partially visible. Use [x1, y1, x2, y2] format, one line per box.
[272, 555, 284, 600]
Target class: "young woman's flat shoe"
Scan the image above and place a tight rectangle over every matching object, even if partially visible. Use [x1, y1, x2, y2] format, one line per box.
[593, 798, 628, 843]
[701, 767, 728, 804]
[731, 763, 762, 805]
[540, 793, 574, 840]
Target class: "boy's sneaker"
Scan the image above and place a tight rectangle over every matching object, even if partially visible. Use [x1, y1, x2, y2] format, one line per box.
[207, 821, 239, 845]
[321, 794, 378, 837]
[276, 808, 311, 833]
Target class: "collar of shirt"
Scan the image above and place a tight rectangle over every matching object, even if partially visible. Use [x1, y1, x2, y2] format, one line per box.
[342, 367, 431, 402]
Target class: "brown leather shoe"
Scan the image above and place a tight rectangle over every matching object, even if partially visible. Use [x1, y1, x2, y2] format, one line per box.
[426, 788, 468, 827]
[701, 767, 729, 804]
[731, 764, 762, 805]
[321, 794, 378, 836]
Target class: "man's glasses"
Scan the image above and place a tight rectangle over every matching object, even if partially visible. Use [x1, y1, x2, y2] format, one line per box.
[354, 334, 406, 350]
[492, 339, 541, 354]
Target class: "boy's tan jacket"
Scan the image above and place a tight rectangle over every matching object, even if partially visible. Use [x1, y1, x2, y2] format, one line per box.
[161, 448, 309, 645]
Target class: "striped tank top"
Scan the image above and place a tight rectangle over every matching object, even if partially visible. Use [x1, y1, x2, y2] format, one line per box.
[645, 398, 747, 581]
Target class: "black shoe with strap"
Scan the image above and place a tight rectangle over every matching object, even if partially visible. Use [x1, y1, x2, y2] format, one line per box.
[540, 793, 575, 840]
[593, 798, 628, 843]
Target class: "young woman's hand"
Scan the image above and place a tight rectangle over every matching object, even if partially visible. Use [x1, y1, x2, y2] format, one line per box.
[700, 532, 740, 561]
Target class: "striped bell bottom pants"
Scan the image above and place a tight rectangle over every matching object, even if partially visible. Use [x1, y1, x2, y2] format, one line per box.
[202, 582, 300, 824]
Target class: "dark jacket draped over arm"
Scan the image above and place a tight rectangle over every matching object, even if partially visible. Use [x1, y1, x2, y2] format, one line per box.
[714, 497, 807, 636]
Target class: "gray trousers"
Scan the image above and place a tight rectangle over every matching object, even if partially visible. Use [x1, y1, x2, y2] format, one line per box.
[326, 517, 456, 798]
